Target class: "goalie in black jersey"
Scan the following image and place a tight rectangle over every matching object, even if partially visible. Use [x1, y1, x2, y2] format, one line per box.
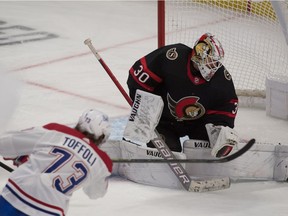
[127, 33, 239, 158]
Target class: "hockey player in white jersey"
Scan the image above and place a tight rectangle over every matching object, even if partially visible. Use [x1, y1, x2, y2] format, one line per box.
[0, 109, 112, 216]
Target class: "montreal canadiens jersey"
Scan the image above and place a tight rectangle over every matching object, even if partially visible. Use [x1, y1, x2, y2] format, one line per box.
[127, 43, 238, 131]
[0, 123, 112, 216]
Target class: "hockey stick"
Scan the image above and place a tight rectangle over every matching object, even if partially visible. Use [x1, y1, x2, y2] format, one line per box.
[112, 138, 255, 163]
[84, 39, 132, 106]
[0, 161, 13, 172]
[84, 38, 232, 192]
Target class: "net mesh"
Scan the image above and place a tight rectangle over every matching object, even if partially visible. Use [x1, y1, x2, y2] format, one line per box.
[164, 0, 288, 97]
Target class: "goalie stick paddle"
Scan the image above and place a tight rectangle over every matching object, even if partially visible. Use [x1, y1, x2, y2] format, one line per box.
[111, 139, 255, 163]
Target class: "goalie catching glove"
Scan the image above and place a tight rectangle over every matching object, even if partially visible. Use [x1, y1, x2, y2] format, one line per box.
[205, 123, 240, 158]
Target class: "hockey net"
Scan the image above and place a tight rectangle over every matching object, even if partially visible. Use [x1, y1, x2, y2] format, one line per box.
[158, 0, 288, 104]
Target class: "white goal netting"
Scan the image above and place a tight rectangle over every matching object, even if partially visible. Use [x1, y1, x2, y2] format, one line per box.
[161, 0, 288, 98]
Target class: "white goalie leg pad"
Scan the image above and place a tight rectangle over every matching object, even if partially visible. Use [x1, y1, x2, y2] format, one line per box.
[183, 139, 288, 181]
[273, 145, 288, 181]
[123, 90, 163, 146]
[100, 140, 121, 175]
[118, 140, 187, 189]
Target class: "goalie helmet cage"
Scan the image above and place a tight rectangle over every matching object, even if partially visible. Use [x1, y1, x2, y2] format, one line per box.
[158, 0, 288, 107]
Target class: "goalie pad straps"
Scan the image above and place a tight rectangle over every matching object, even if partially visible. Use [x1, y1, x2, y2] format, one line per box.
[123, 90, 163, 146]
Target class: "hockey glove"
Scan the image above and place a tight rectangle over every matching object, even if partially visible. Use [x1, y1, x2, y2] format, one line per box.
[4, 155, 29, 167]
[205, 124, 239, 158]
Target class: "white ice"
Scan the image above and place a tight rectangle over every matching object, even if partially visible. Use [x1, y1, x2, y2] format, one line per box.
[0, 1, 287, 216]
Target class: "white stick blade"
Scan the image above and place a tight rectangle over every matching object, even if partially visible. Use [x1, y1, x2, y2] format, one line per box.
[189, 177, 230, 192]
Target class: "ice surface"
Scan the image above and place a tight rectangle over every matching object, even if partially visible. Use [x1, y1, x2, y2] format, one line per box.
[0, 2, 287, 216]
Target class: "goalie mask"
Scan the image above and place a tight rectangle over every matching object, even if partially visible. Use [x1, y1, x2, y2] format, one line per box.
[191, 33, 224, 81]
[77, 109, 111, 145]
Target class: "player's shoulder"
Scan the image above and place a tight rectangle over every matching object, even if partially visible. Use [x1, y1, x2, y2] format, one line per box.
[211, 66, 237, 97]
[43, 123, 86, 140]
[162, 43, 191, 52]
[214, 66, 234, 82]
[146, 43, 191, 59]
[156, 43, 191, 60]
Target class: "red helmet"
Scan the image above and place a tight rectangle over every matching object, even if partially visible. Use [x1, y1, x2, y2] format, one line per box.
[191, 33, 224, 81]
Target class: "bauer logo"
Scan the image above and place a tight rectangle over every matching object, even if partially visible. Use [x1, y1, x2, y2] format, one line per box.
[129, 93, 141, 121]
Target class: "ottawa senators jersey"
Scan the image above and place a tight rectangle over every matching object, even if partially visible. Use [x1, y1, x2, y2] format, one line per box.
[127, 43, 238, 131]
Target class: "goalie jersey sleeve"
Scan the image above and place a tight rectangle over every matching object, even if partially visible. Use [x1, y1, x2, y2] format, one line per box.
[127, 43, 238, 134]
[0, 123, 112, 216]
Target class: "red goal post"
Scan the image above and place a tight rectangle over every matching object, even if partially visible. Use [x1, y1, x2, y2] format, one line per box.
[158, 0, 288, 106]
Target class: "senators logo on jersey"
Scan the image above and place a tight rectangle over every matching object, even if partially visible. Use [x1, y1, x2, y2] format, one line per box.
[166, 48, 178, 60]
[167, 94, 205, 121]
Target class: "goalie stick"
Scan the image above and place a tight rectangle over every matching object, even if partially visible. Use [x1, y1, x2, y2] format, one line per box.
[84, 38, 241, 192]
[0, 161, 13, 172]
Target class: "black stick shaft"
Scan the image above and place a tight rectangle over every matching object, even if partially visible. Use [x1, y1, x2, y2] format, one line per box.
[0, 161, 13, 172]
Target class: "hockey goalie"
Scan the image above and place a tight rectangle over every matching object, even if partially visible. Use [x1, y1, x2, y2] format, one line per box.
[101, 90, 288, 190]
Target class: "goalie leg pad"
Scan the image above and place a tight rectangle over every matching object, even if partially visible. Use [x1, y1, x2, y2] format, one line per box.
[273, 145, 288, 181]
[118, 140, 187, 189]
[184, 139, 288, 181]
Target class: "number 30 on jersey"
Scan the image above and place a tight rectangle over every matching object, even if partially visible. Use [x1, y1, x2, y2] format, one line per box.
[133, 65, 149, 83]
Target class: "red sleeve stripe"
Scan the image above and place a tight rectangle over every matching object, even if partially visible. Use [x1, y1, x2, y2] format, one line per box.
[129, 57, 162, 92]
[129, 67, 154, 91]
[140, 57, 162, 82]
[206, 110, 236, 118]
[8, 179, 65, 216]
[229, 99, 238, 103]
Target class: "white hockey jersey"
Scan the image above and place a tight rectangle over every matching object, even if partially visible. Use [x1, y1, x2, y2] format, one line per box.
[0, 123, 112, 216]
